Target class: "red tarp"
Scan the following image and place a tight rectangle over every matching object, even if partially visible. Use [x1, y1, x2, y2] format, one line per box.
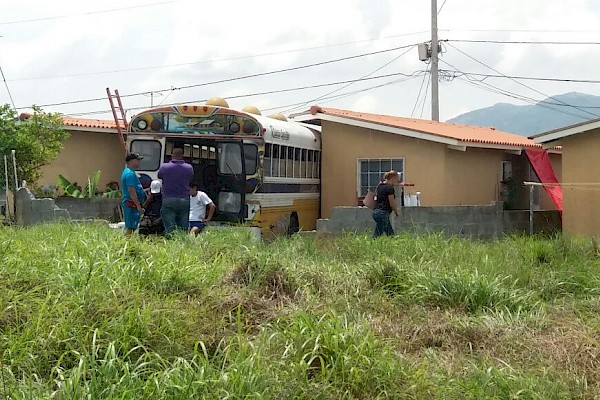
[525, 149, 563, 213]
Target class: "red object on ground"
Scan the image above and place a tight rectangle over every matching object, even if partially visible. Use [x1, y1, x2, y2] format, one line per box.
[525, 149, 563, 213]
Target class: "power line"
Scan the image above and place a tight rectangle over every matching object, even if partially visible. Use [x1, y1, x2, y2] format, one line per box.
[438, 0, 449, 14]
[8, 31, 430, 82]
[441, 59, 596, 120]
[442, 59, 595, 120]
[411, 65, 430, 117]
[444, 71, 600, 84]
[0, 64, 17, 113]
[445, 42, 600, 119]
[264, 75, 420, 113]
[419, 72, 431, 118]
[439, 59, 592, 119]
[63, 71, 426, 117]
[442, 28, 600, 33]
[282, 45, 416, 114]
[16, 42, 421, 110]
[446, 39, 600, 45]
[0, 1, 176, 25]
[458, 76, 589, 119]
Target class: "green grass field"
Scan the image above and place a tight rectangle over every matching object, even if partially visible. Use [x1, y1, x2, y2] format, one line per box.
[1, 223, 600, 399]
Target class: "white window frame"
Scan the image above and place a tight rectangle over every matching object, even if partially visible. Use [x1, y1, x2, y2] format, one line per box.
[356, 157, 405, 197]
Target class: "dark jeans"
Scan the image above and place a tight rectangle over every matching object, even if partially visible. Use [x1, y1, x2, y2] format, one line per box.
[373, 209, 394, 237]
[161, 197, 190, 233]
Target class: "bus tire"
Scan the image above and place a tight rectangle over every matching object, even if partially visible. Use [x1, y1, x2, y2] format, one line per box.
[288, 212, 300, 235]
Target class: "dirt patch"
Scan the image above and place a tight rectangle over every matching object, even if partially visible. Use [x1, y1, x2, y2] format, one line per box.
[369, 304, 600, 392]
[226, 258, 300, 303]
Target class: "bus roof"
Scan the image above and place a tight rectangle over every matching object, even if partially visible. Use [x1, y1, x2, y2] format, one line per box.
[129, 104, 321, 149]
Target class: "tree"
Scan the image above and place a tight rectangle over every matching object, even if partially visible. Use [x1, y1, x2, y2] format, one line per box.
[0, 104, 69, 188]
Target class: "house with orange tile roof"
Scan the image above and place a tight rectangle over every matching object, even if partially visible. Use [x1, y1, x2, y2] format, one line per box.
[292, 106, 561, 218]
[36, 116, 125, 191]
[533, 118, 600, 237]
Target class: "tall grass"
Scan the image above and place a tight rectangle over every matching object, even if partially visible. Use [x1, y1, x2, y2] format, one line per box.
[0, 223, 599, 398]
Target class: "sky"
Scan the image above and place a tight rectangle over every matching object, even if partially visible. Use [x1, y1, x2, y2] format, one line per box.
[2, 0, 600, 122]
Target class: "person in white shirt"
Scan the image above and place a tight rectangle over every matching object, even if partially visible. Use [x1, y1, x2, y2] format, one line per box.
[188, 183, 216, 235]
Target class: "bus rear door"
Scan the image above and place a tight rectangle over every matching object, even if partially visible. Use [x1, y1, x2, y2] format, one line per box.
[216, 141, 246, 222]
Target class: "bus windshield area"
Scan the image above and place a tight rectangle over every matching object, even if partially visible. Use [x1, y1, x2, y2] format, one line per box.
[130, 112, 261, 136]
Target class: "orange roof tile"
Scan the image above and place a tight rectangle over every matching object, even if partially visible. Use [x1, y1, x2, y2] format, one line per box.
[19, 112, 124, 131]
[309, 106, 541, 148]
[61, 116, 124, 130]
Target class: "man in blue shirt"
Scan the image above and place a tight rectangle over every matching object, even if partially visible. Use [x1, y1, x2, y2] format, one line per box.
[121, 152, 147, 235]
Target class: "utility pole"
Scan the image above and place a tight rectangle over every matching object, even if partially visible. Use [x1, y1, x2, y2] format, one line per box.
[431, 0, 440, 121]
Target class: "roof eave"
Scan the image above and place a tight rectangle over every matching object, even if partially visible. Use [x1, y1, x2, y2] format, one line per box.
[301, 112, 536, 150]
[305, 113, 461, 146]
[63, 125, 119, 134]
[532, 118, 600, 144]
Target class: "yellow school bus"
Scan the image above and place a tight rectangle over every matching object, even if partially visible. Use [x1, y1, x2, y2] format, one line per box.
[127, 99, 321, 237]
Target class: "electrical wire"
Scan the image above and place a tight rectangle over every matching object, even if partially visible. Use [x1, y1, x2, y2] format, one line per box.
[455, 75, 590, 120]
[63, 71, 425, 117]
[8, 32, 431, 82]
[438, 0, 449, 14]
[447, 39, 600, 45]
[282, 45, 416, 114]
[445, 42, 600, 118]
[0, 64, 17, 113]
[442, 28, 600, 33]
[419, 72, 431, 118]
[0, 1, 176, 25]
[263, 75, 421, 113]
[16, 42, 421, 110]
[443, 71, 600, 84]
[411, 65, 430, 117]
[440, 58, 593, 120]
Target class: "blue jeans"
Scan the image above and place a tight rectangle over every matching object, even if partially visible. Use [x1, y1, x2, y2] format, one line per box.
[161, 197, 190, 233]
[373, 209, 394, 237]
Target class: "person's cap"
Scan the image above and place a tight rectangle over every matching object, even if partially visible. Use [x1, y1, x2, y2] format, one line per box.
[125, 152, 144, 162]
[150, 180, 162, 194]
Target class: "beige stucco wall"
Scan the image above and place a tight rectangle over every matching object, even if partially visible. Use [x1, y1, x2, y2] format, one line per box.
[321, 121, 445, 218]
[442, 147, 507, 206]
[39, 130, 124, 191]
[320, 121, 527, 218]
[560, 129, 600, 237]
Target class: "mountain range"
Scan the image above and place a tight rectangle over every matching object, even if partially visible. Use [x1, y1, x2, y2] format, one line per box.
[447, 92, 600, 136]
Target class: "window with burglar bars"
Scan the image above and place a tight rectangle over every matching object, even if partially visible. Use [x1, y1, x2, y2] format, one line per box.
[358, 158, 404, 197]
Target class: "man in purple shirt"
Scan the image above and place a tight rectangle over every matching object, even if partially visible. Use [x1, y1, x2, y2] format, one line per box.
[158, 147, 194, 233]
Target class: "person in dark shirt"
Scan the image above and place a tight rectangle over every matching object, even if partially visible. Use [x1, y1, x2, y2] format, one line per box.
[373, 170, 400, 237]
[139, 180, 165, 235]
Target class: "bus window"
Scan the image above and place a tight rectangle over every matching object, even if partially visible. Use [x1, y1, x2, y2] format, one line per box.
[131, 140, 161, 171]
[272, 145, 280, 177]
[314, 150, 321, 178]
[294, 148, 301, 178]
[264, 143, 272, 177]
[244, 143, 258, 175]
[299, 149, 307, 178]
[218, 143, 243, 175]
[286, 147, 294, 178]
[307, 150, 314, 178]
[279, 145, 287, 178]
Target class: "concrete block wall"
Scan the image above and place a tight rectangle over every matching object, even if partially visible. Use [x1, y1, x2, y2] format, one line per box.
[54, 197, 122, 222]
[15, 188, 71, 226]
[317, 204, 561, 239]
